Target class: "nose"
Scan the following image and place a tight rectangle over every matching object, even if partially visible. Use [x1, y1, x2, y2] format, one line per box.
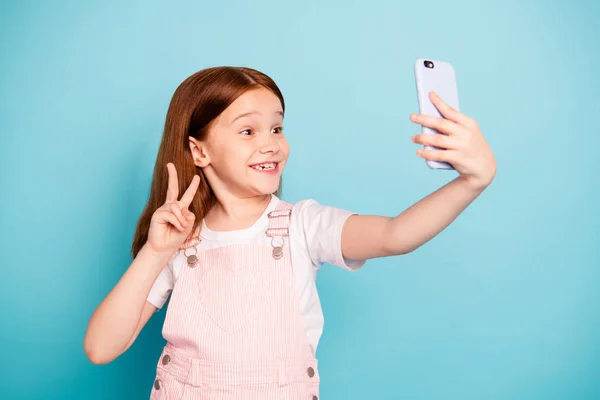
[259, 134, 280, 154]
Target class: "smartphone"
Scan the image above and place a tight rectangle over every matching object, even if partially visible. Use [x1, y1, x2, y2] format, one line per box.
[414, 58, 460, 170]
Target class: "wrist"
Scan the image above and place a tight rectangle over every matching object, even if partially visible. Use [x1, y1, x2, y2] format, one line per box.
[138, 242, 174, 266]
[456, 175, 491, 194]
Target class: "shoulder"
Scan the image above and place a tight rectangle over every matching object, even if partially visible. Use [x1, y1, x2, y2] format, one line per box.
[290, 198, 356, 228]
[286, 198, 364, 271]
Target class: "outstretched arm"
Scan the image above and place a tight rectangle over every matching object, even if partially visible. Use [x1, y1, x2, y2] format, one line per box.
[342, 91, 497, 260]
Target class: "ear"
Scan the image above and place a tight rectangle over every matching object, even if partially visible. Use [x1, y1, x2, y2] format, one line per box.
[189, 137, 210, 168]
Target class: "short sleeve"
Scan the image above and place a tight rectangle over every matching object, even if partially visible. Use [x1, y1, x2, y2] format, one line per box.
[292, 199, 366, 272]
[146, 257, 176, 309]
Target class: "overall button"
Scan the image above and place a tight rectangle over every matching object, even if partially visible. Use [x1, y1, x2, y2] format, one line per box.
[154, 379, 161, 390]
[307, 367, 315, 378]
[312, 396, 318, 400]
[162, 354, 171, 365]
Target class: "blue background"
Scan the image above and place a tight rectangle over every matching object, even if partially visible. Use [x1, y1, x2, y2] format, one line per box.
[1, 0, 599, 399]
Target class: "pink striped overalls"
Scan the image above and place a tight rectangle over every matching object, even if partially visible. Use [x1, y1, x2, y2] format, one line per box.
[149, 201, 321, 400]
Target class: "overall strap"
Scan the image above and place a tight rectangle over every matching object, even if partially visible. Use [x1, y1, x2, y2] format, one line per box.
[265, 201, 293, 238]
[265, 201, 293, 260]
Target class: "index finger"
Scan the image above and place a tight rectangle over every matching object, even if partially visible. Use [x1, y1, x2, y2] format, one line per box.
[165, 163, 179, 203]
[429, 92, 477, 127]
[178, 175, 200, 208]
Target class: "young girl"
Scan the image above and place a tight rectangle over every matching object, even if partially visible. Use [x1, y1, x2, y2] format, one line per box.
[83, 66, 496, 399]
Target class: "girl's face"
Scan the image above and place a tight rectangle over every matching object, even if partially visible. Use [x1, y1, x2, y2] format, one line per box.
[191, 88, 289, 199]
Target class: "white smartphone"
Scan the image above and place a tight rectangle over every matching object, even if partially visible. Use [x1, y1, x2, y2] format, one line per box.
[414, 58, 460, 170]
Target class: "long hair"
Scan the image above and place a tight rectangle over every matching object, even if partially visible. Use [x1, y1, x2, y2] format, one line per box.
[131, 66, 285, 258]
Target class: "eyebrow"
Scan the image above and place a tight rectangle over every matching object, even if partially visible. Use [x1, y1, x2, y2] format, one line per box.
[231, 110, 284, 124]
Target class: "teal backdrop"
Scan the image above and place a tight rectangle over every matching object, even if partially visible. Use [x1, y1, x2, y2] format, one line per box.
[1, 0, 599, 399]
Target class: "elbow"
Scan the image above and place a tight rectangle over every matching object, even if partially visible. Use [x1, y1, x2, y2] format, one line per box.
[379, 219, 415, 257]
[381, 237, 416, 257]
[84, 347, 114, 365]
[84, 345, 109, 365]
[83, 336, 115, 365]
[394, 242, 421, 255]
[86, 353, 108, 365]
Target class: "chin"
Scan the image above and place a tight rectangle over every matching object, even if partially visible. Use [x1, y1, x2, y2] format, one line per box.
[247, 165, 284, 195]
[252, 180, 281, 196]
[258, 184, 281, 196]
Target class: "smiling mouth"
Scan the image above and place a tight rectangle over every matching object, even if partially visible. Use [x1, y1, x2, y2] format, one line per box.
[250, 162, 279, 171]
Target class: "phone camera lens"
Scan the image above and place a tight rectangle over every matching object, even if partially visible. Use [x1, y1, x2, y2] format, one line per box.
[424, 60, 434, 69]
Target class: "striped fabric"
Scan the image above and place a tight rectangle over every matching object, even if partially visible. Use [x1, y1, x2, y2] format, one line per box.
[150, 201, 320, 400]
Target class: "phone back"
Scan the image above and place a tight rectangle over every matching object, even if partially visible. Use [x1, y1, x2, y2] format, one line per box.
[414, 58, 460, 170]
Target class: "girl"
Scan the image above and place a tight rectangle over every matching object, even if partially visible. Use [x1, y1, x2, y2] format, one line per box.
[83, 66, 496, 399]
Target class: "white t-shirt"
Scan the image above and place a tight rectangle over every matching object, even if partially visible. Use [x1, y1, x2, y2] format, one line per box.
[147, 194, 366, 354]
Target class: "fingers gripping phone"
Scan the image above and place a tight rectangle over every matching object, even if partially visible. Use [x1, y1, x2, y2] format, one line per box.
[414, 58, 460, 170]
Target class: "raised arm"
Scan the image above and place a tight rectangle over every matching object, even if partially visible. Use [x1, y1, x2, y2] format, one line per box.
[342, 91, 496, 261]
[83, 164, 200, 364]
[83, 247, 170, 364]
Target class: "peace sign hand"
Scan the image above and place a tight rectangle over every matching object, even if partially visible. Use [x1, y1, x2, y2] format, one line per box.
[147, 163, 200, 255]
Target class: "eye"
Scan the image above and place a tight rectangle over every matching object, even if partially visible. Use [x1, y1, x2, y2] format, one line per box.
[272, 126, 283, 134]
[240, 129, 253, 136]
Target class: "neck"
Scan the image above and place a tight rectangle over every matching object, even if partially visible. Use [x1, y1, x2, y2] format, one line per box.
[205, 193, 272, 232]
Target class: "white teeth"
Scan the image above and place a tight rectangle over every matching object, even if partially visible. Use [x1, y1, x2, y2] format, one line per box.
[252, 162, 276, 171]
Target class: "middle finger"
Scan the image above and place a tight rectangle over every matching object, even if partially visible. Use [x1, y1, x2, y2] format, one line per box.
[179, 175, 200, 208]
[410, 114, 465, 136]
[166, 163, 180, 203]
[170, 203, 188, 229]
[412, 132, 459, 150]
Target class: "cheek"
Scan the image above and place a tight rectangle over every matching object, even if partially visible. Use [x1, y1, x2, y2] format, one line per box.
[279, 138, 290, 158]
[213, 140, 251, 165]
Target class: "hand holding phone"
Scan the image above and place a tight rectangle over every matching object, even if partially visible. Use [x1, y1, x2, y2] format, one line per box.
[414, 58, 460, 170]
[411, 59, 497, 189]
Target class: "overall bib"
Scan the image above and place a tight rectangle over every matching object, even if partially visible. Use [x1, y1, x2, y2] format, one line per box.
[149, 201, 321, 400]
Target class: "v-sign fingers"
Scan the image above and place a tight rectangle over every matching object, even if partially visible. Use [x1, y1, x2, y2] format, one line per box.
[166, 163, 180, 203]
[179, 175, 200, 208]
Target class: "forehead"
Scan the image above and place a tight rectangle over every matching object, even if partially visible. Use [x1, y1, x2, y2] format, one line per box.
[217, 88, 283, 125]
